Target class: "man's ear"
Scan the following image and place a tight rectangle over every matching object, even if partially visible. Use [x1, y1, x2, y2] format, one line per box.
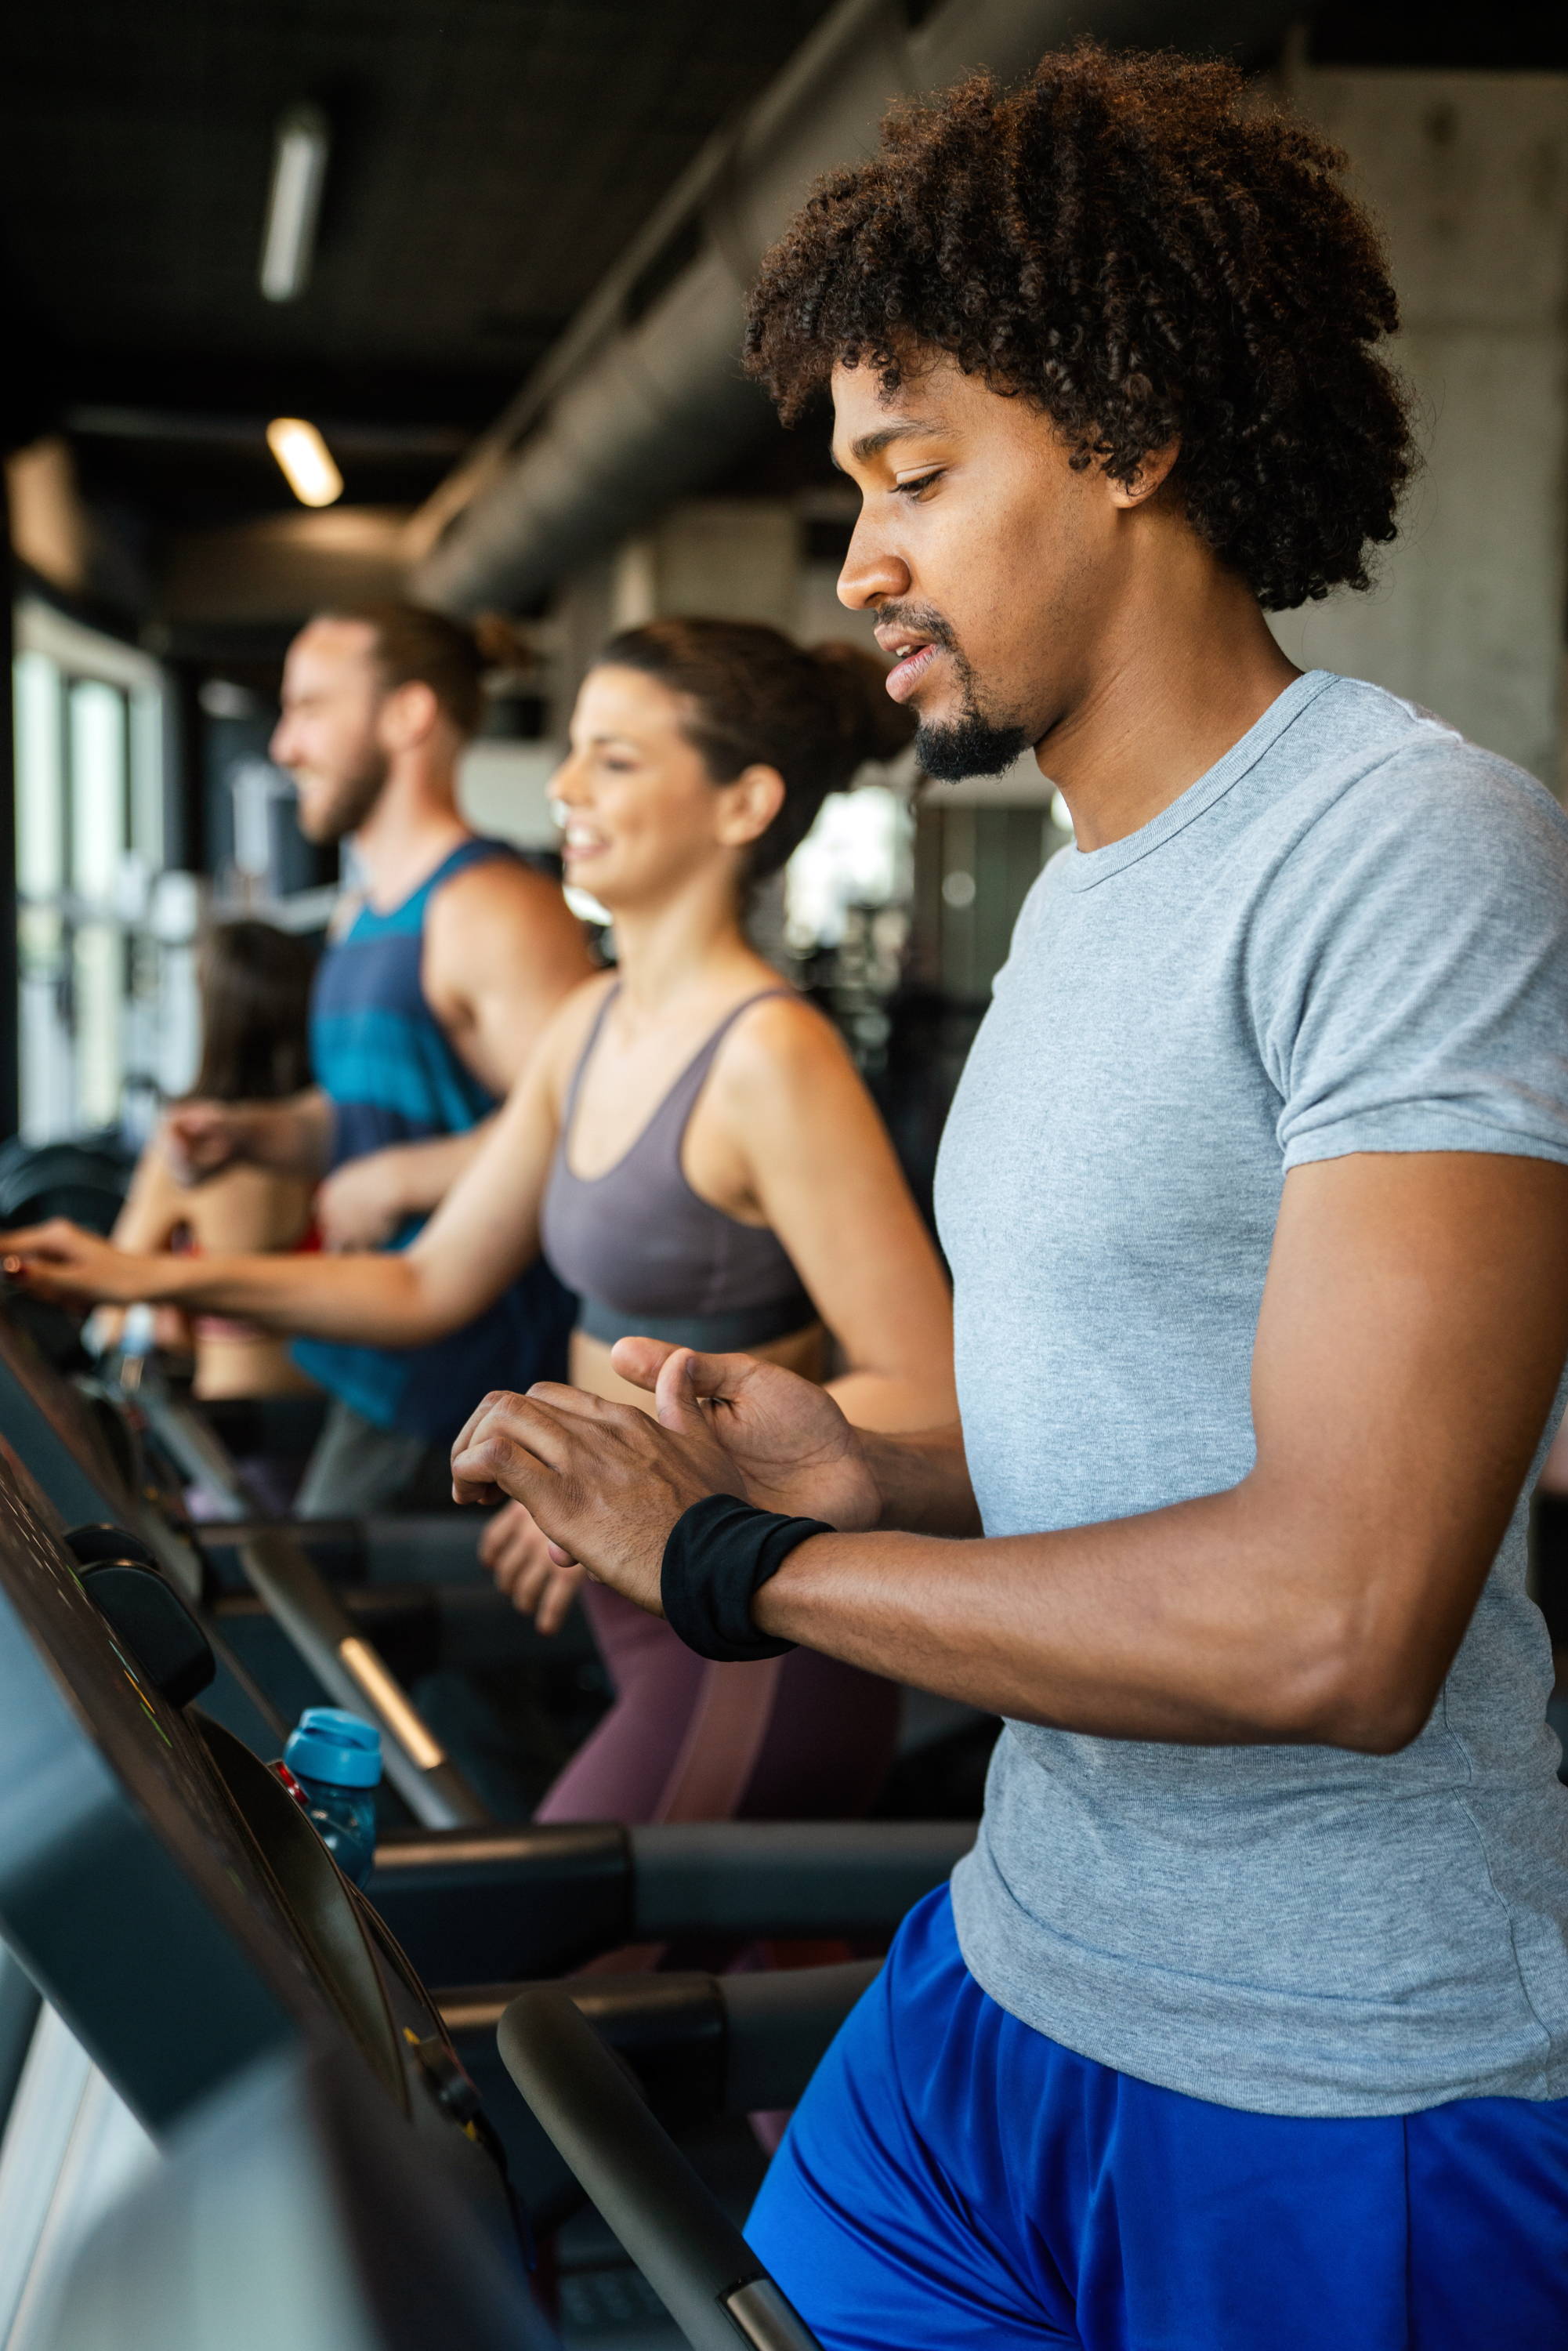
[376, 678, 444, 752]
[716, 763, 788, 851]
[1107, 437, 1181, 510]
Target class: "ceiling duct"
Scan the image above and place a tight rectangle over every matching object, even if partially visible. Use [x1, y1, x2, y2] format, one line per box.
[409, 0, 1298, 615]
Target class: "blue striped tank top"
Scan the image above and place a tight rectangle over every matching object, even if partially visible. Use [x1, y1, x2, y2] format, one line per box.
[293, 836, 574, 1440]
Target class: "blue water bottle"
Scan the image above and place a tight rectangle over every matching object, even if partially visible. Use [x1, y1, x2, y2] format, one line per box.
[284, 1707, 382, 1886]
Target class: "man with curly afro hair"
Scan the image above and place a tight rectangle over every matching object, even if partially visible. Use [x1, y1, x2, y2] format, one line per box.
[446, 45, 1568, 2349]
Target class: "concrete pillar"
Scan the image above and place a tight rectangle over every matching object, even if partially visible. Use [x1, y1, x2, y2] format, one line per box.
[1269, 67, 1568, 794]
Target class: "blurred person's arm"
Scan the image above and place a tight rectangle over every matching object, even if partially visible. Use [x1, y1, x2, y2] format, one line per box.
[424, 856, 595, 1096]
[162, 1091, 333, 1185]
[110, 1139, 186, 1253]
[314, 859, 593, 1249]
[0, 985, 589, 1340]
[314, 1119, 495, 1250]
[89, 1138, 190, 1354]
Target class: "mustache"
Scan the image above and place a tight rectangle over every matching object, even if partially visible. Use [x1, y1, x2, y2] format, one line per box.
[879, 603, 961, 656]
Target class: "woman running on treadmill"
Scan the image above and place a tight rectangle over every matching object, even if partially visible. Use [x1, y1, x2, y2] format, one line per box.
[95, 917, 321, 1404]
[5, 618, 955, 1826]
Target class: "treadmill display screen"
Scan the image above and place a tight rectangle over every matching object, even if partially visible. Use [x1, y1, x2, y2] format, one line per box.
[0, 1457, 346, 2111]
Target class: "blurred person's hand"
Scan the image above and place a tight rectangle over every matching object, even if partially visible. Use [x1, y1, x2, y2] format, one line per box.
[0, 1221, 158, 1310]
[317, 1149, 414, 1252]
[478, 1500, 585, 1635]
[161, 1096, 330, 1187]
[161, 1102, 249, 1185]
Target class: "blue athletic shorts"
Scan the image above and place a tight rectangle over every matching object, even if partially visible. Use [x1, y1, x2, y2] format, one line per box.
[747, 1886, 1568, 2349]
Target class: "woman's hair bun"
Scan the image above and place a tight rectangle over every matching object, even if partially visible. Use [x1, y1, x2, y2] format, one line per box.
[809, 639, 918, 773]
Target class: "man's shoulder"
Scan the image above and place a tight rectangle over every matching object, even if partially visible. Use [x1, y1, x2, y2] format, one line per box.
[423, 844, 578, 963]
[429, 842, 556, 914]
[1237, 679, 1568, 1054]
[1257, 674, 1568, 887]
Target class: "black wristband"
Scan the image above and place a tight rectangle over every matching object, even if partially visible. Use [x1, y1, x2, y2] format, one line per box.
[660, 1493, 831, 1662]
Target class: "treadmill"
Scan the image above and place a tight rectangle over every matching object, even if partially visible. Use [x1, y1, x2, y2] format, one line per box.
[0, 1287, 974, 1985]
[0, 1295, 492, 1828]
[0, 1449, 826, 2349]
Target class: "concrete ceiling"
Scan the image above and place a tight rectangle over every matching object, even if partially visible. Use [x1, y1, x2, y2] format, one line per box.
[0, 0, 845, 526]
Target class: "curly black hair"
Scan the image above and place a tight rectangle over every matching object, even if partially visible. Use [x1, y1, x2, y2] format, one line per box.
[744, 43, 1414, 611]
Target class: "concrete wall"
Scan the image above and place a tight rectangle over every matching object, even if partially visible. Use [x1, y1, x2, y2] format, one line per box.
[552, 494, 885, 723]
[1269, 67, 1568, 793]
[458, 740, 560, 849]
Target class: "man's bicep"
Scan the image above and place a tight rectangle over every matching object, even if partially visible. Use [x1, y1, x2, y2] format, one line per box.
[1254, 1152, 1568, 1675]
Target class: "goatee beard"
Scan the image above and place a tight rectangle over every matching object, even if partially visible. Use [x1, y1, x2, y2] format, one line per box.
[877, 600, 1032, 781]
[915, 711, 1031, 781]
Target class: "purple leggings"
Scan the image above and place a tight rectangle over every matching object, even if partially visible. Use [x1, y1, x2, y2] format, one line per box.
[535, 1581, 900, 1827]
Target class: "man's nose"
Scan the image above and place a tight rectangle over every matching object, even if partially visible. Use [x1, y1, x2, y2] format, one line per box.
[838, 517, 910, 611]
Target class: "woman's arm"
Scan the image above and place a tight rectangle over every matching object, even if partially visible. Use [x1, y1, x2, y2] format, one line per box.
[704, 996, 957, 1432]
[89, 1141, 189, 1353]
[1, 991, 590, 1342]
[110, 1141, 186, 1255]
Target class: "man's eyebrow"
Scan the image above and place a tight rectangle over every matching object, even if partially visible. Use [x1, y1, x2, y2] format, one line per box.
[830, 418, 941, 471]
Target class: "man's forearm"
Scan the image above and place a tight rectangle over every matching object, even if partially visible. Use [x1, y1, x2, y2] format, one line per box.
[748, 1478, 1425, 1754]
[235, 1092, 333, 1180]
[375, 1119, 494, 1217]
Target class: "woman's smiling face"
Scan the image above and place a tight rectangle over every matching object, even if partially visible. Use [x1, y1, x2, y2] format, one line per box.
[551, 664, 780, 914]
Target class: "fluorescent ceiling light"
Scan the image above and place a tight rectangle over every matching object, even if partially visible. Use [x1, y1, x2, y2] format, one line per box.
[266, 418, 343, 508]
[259, 103, 329, 302]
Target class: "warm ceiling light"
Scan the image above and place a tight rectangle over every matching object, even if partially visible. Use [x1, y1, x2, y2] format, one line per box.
[259, 103, 329, 302]
[266, 418, 343, 508]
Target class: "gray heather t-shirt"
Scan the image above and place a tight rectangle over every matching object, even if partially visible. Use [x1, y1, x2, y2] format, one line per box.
[937, 669, 1568, 2118]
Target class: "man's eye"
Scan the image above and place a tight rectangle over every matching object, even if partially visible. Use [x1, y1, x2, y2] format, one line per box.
[895, 469, 944, 499]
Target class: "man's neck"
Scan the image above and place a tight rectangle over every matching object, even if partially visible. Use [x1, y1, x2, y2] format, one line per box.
[1038, 550, 1299, 853]
[349, 763, 470, 909]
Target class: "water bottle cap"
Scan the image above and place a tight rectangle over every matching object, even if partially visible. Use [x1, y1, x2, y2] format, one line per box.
[284, 1706, 382, 1789]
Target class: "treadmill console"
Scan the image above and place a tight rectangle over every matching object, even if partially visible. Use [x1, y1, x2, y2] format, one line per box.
[0, 1449, 511, 2242]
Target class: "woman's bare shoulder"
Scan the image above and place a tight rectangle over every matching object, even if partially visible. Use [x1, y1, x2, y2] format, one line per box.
[531, 969, 618, 1097]
[718, 985, 848, 1088]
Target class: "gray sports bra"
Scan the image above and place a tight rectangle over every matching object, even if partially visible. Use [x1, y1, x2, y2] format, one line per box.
[540, 986, 817, 1352]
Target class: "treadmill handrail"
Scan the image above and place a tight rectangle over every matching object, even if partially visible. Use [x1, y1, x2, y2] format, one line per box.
[121, 1364, 489, 1829]
[629, 1818, 974, 1938]
[368, 1817, 969, 1983]
[498, 1982, 822, 2351]
[235, 1529, 489, 1828]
